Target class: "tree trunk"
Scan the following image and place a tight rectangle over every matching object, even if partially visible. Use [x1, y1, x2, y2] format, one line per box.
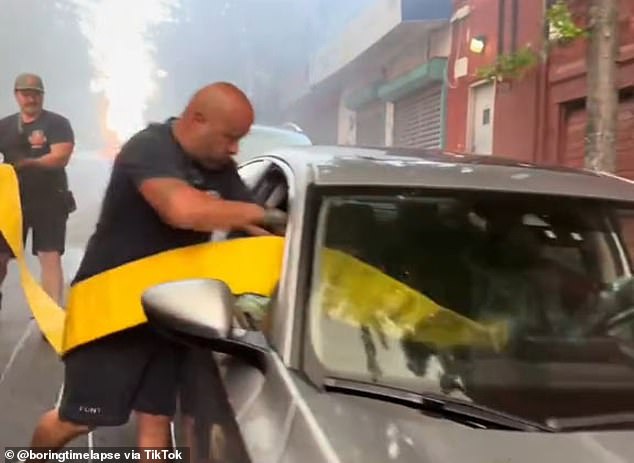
[585, 0, 619, 172]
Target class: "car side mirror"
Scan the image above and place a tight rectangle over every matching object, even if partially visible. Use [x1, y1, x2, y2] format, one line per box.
[141, 278, 234, 343]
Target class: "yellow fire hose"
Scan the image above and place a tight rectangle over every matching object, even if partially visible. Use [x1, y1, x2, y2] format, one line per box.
[0, 164, 284, 355]
[317, 249, 509, 351]
[1, 163, 508, 357]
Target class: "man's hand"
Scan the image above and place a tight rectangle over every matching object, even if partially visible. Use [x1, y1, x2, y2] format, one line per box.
[242, 210, 287, 237]
[243, 225, 274, 237]
[262, 209, 288, 230]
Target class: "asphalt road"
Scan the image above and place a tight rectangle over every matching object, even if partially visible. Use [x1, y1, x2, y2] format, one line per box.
[0, 151, 138, 447]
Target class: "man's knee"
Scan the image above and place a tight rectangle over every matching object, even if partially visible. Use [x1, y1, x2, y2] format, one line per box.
[37, 251, 62, 268]
[35, 408, 93, 439]
[55, 410, 94, 434]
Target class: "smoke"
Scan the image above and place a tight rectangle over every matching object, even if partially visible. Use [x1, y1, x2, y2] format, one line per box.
[69, 0, 181, 145]
[0, 0, 377, 148]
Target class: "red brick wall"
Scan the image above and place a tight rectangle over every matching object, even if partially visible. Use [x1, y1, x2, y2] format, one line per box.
[447, 0, 634, 166]
[446, 0, 499, 154]
[545, 0, 634, 166]
[446, 0, 545, 161]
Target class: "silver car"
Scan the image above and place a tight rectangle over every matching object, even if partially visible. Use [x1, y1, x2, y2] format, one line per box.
[143, 146, 634, 463]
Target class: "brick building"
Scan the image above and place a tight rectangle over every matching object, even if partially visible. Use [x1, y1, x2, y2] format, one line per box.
[445, 0, 634, 177]
[283, 0, 452, 148]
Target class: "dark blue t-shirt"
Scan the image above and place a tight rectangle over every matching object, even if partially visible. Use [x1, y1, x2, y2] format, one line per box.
[72, 119, 254, 284]
[0, 110, 74, 204]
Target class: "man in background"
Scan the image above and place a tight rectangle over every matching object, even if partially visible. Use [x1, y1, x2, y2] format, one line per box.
[0, 73, 75, 310]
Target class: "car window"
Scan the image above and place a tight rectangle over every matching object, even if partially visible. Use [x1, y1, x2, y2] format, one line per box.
[254, 165, 290, 211]
[307, 189, 634, 427]
[237, 160, 272, 190]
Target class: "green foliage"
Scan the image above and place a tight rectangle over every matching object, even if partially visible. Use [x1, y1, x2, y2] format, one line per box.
[475, 1, 585, 82]
[546, 0, 587, 45]
[476, 46, 540, 82]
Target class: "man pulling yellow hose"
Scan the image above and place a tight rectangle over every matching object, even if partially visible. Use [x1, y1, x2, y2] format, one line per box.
[3, 82, 286, 451]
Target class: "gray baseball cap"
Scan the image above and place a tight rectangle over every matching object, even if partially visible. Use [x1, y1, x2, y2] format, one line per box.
[14, 73, 44, 93]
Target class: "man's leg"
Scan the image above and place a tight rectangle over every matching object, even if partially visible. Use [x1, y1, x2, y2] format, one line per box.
[0, 232, 15, 310]
[29, 409, 91, 450]
[0, 252, 10, 310]
[37, 251, 64, 305]
[136, 413, 173, 448]
[131, 328, 185, 461]
[31, 205, 67, 305]
[0, 253, 8, 283]
[29, 327, 159, 451]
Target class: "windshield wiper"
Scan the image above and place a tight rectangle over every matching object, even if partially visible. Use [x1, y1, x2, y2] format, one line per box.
[324, 377, 554, 433]
[547, 413, 634, 431]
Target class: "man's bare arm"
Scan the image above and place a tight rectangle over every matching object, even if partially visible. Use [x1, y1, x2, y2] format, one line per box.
[138, 177, 266, 232]
[18, 142, 74, 169]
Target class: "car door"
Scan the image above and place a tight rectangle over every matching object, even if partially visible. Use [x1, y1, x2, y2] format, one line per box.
[171, 158, 277, 459]
[177, 158, 301, 462]
[223, 161, 335, 463]
[237, 158, 273, 191]
[221, 160, 297, 461]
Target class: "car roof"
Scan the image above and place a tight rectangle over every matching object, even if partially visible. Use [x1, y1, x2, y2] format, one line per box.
[261, 145, 634, 203]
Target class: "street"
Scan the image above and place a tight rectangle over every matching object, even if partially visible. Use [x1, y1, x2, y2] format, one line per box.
[0, 152, 137, 447]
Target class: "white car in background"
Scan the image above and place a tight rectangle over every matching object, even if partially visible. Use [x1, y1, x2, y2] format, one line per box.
[237, 123, 312, 163]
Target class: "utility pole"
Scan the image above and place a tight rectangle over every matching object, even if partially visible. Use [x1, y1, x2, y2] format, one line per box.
[585, 0, 619, 172]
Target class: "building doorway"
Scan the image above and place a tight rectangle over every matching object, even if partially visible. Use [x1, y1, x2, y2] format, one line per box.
[469, 82, 496, 154]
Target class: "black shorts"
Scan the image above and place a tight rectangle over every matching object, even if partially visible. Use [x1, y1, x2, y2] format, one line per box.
[0, 201, 68, 257]
[58, 325, 186, 427]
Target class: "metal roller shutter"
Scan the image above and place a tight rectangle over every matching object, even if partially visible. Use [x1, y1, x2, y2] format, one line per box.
[356, 101, 386, 146]
[393, 84, 443, 149]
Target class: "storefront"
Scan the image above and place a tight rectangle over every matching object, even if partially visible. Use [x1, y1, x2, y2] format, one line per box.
[379, 57, 447, 150]
[392, 83, 444, 149]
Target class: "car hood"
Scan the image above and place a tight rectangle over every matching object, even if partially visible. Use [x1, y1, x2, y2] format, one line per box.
[294, 380, 634, 463]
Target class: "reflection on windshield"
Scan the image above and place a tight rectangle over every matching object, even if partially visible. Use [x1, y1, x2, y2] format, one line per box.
[309, 192, 634, 425]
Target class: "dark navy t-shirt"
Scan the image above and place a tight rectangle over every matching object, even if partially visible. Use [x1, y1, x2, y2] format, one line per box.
[72, 119, 254, 284]
[0, 110, 74, 204]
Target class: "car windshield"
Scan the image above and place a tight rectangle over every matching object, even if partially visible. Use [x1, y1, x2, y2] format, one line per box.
[307, 189, 634, 427]
[236, 126, 311, 162]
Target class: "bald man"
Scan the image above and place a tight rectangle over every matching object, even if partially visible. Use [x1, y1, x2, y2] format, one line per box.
[27, 83, 283, 453]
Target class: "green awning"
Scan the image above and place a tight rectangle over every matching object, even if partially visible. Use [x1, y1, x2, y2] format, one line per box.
[378, 57, 447, 102]
[344, 82, 382, 110]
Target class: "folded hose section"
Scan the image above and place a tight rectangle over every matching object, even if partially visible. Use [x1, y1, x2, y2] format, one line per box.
[0, 164, 284, 355]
